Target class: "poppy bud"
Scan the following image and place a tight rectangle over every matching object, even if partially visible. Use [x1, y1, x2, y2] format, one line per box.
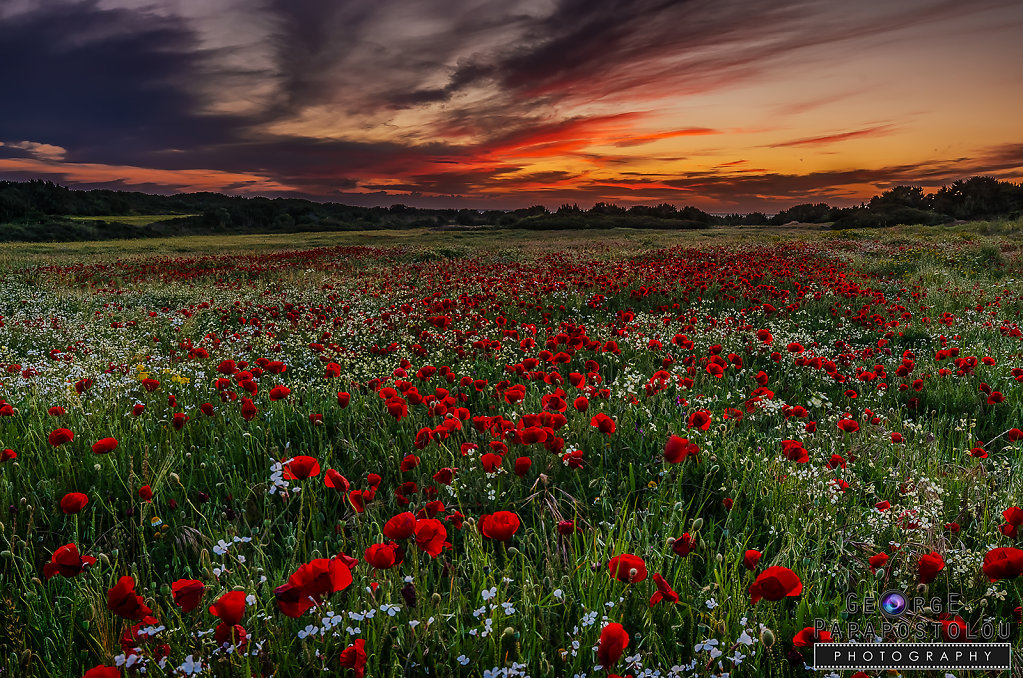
[760, 627, 776, 647]
[400, 582, 417, 608]
[691, 518, 704, 530]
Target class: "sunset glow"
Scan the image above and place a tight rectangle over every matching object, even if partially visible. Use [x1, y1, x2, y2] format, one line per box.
[2, 0, 1022, 211]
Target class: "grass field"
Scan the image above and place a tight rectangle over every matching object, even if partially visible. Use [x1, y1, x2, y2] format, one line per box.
[1, 221, 1022, 677]
[66, 215, 199, 227]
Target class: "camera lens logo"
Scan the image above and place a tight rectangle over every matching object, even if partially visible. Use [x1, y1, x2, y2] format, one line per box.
[880, 591, 908, 618]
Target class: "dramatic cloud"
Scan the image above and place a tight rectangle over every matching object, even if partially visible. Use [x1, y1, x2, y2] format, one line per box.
[768, 126, 896, 148]
[1, 0, 1021, 211]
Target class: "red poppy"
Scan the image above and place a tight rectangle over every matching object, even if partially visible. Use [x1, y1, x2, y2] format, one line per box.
[837, 419, 860, 433]
[479, 511, 521, 542]
[1, 448, 14, 462]
[414, 518, 449, 557]
[938, 615, 967, 642]
[608, 554, 647, 583]
[171, 579, 206, 612]
[687, 410, 711, 431]
[597, 622, 629, 667]
[107, 576, 152, 620]
[364, 542, 404, 569]
[664, 435, 698, 464]
[826, 454, 846, 469]
[91, 437, 118, 454]
[284, 456, 321, 480]
[214, 622, 247, 649]
[672, 533, 696, 557]
[269, 385, 291, 401]
[514, 456, 532, 477]
[590, 413, 616, 435]
[209, 590, 246, 625]
[241, 397, 258, 421]
[172, 412, 189, 430]
[982, 547, 1023, 582]
[348, 490, 367, 513]
[339, 638, 368, 678]
[743, 549, 762, 570]
[265, 360, 288, 374]
[337, 391, 351, 408]
[324, 469, 350, 493]
[383, 512, 417, 540]
[48, 428, 74, 446]
[275, 556, 353, 617]
[138, 485, 153, 502]
[749, 566, 802, 604]
[868, 553, 889, 573]
[82, 667, 120, 678]
[557, 520, 577, 535]
[43, 543, 96, 580]
[649, 573, 679, 606]
[781, 440, 809, 463]
[918, 551, 945, 583]
[60, 492, 89, 514]
[793, 627, 833, 647]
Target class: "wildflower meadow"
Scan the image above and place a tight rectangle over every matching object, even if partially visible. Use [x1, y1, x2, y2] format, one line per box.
[2, 224, 1022, 678]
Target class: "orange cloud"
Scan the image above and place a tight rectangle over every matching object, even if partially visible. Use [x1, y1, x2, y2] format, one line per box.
[768, 125, 895, 148]
[0, 157, 295, 194]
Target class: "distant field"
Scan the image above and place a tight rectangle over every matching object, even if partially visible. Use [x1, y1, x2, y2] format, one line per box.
[0, 217, 1019, 264]
[67, 214, 198, 226]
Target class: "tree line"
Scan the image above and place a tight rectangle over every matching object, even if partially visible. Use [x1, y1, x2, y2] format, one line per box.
[0, 176, 1020, 241]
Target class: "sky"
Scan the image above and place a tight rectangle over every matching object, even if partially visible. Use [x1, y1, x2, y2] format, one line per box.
[1, 0, 1022, 213]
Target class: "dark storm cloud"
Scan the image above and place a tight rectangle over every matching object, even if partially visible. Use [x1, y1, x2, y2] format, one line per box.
[0, 0, 248, 160]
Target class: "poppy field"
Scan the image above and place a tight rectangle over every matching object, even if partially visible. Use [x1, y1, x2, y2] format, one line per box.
[2, 225, 1023, 678]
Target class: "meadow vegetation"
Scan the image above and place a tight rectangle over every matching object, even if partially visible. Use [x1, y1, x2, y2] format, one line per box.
[1, 222, 1022, 677]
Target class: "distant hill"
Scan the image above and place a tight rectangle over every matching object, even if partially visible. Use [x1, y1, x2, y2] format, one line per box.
[1, 176, 1021, 241]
